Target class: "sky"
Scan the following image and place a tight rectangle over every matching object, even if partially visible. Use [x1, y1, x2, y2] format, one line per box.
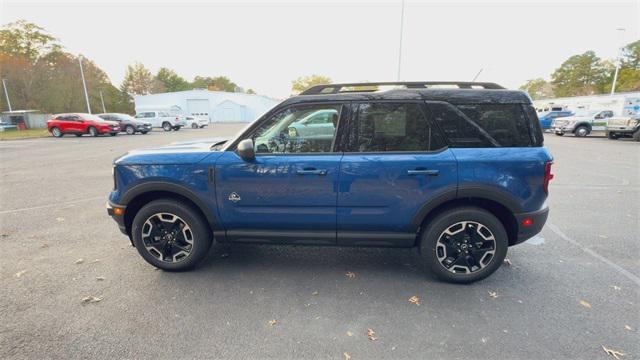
[1, 0, 639, 99]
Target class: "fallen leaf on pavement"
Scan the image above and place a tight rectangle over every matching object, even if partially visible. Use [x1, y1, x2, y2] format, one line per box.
[96, 276, 105, 281]
[624, 325, 632, 331]
[488, 291, 498, 299]
[312, 291, 319, 295]
[75, 259, 84, 264]
[15, 270, 27, 278]
[56, 217, 65, 222]
[503, 259, 512, 266]
[367, 328, 377, 341]
[81, 296, 102, 304]
[346, 331, 353, 337]
[408, 295, 420, 306]
[598, 234, 608, 239]
[346, 271, 356, 279]
[343, 352, 351, 360]
[612, 285, 621, 291]
[602, 345, 624, 359]
[268, 319, 277, 326]
[579, 300, 592, 309]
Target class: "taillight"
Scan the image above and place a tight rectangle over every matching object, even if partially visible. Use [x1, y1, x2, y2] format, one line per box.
[543, 161, 554, 194]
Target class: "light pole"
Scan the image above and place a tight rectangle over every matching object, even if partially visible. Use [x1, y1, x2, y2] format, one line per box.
[99, 91, 106, 113]
[2, 79, 12, 112]
[471, 68, 483, 82]
[397, 0, 405, 81]
[78, 56, 91, 113]
[610, 28, 626, 95]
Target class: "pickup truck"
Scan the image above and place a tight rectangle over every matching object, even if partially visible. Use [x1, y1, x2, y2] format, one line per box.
[551, 109, 614, 137]
[606, 115, 640, 141]
[134, 111, 187, 131]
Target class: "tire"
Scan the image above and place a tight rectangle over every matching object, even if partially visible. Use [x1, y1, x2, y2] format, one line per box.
[110, 133, 117, 136]
[131, 199, 213, 271]
[607, 132, 619, 140]
[191, 123, 198, 129]
[125, 125, 135, 135]
[173, 126, 181, 131]
[140, 131, 148, 135]
[420, 207, 508, 284]
[633, 130, 640, 142]
[51, 127, 63, 137]
[88, 126, 98, 137]
[574, 126, 589, 137]
[162, 122, 172, 131]
[555, 132, 564, 136]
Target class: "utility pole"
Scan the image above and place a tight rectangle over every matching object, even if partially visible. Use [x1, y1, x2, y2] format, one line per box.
[611, 28, 626, 95]
[2, 79, 12, 112]
[99, 91, 106, 113]
[471, 68, 484, 82]
[78, 56, 91, 113]
[397, 0, 405, 81]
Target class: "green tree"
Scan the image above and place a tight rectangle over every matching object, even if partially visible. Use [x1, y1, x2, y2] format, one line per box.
[291, 74, 332, 94]
[120, 62, 163, 95]
[245, 88, 256, 94]
[191, 76, 238, 92]
[614, 40, 640, 92]
[155, 67, 190, 92]
[551, 51, 609, 97]
[519, 78, 555, 100]
[0, 20, 60, 61]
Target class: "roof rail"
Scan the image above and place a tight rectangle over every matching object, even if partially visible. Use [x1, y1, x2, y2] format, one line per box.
[300, 81, 505, 95]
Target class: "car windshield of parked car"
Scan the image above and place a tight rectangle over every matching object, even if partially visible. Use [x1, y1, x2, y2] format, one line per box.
[116, 114, 136, 121]
[573, 109, 598, 117]
[82, 114, 107, 122]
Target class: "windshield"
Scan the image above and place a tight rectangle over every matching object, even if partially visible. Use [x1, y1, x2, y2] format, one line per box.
[116, 114, 137, 121]
[573, 109, 598, 117]
[82, 114, 108, 122]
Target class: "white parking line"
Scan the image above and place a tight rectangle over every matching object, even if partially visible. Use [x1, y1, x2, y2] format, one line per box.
[0, 196, 105, 215]
[547, 222, 640, 287]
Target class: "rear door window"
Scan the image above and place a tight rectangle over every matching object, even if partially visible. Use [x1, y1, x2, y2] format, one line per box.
[349, 102, 446, 152]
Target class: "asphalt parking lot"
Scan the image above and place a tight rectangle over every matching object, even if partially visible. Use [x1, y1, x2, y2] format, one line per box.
[1, 126, 638, 359]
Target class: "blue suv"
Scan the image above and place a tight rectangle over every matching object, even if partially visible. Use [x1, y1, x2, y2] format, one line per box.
[107, 82, 553, 283]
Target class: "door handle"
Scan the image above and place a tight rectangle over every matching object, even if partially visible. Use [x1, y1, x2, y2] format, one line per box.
[407, 169, 439, 176]
[296, 168, 327, 175]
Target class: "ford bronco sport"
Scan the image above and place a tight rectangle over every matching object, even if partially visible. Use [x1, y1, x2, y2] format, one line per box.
[107, 81, 553, 283]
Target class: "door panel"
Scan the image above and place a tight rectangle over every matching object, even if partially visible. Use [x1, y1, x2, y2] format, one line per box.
[336, 101, 457, 246]
[215, 151, 341, 244]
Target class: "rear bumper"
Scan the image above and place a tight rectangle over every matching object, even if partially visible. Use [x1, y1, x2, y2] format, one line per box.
[512, 206, 549, 245]
[106, 201, 128, 235]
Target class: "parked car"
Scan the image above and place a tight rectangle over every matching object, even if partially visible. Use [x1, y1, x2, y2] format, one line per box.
[47, 113, 119, 137]
[107, 81, 552, 284]
[551, 109, 614, 137]
[538, 110, 573, 130]
[97, 113, 152, 135]
[287, 108, 338, 137]
[184, 116, 209, 129]
[606, 115, 640, 141]
[134, 111, 186, 131]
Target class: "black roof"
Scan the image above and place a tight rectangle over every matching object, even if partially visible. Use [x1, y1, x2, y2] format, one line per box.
[282, 82, 532, 106]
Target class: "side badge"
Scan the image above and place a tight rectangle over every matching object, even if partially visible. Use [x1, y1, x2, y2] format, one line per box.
[228, 192, 241, 203]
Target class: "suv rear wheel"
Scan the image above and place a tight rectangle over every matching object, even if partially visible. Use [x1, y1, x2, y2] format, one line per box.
[420, 207, 508, 283]
[162, 122, 172, 131]
[131, 199, 213, 271]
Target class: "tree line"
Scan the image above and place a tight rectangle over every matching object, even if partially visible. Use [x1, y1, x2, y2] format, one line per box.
[0, 20, 257, 114]
[520, 42, 640, 100]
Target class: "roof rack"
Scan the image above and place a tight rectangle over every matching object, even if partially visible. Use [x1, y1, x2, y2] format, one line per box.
[300, 81, 505, 95]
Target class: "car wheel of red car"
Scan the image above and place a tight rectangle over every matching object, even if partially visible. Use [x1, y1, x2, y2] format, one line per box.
[125, 125, 135, 135]
[88, 126, 98, 137]
[51, 127, 63, 137]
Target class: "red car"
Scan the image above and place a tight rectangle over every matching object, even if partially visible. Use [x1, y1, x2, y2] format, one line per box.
[47, 113, 120, 137]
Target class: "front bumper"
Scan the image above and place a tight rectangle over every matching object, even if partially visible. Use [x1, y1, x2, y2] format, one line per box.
[606, 126, 637, 134]
[551, 125, 574, 133]
[106, 201, 127, 235]
[136, 124, 152, 131]
[512, 206, 549, 245]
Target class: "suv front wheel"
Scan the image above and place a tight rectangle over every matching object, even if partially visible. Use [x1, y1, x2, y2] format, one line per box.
[131, 199, 213, 271]
[420, 207, 508, 283]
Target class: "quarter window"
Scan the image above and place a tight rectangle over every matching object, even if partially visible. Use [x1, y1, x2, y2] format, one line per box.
[351, 102, 445, 152]
[250, 104, 341, 154]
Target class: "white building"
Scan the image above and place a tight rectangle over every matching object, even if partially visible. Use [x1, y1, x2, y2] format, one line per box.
[134, 90, 280, 123]
[533, 92, 640, 117]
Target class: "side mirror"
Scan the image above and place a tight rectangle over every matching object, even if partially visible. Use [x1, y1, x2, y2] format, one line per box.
[237, 139, 255, 161]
